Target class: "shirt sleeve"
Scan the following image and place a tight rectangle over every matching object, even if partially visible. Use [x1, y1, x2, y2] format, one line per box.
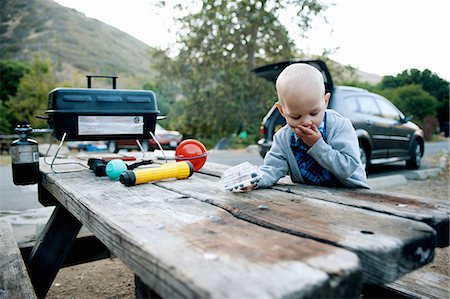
[257, 130, 290, 188]
[307, 118, 368, 186]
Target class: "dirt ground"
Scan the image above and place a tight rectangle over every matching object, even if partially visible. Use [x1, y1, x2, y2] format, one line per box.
[46, 155, 449, 299]
[382, 172, 449, 277]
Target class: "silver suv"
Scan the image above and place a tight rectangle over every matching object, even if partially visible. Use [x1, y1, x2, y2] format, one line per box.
[256, 60, 424, 171]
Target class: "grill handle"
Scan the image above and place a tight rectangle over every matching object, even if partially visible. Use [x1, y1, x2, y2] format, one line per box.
[86, 75, 118, 89]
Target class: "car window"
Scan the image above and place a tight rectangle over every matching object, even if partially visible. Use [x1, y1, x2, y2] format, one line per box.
[333, 96, 359, 114]
[358, 96, 380, 116]
[375, 97, 403, 121]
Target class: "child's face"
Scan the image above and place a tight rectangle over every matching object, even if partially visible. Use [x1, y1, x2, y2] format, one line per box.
[276, 89, 330, 130]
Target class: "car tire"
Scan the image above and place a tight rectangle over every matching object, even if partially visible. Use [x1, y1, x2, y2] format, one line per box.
[406, 140, 421, 170]
[107, 141, 119, 154]
[359, 144, 369, 173]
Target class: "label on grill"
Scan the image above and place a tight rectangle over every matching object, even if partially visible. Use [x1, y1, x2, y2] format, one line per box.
[78, 116, 144, 135]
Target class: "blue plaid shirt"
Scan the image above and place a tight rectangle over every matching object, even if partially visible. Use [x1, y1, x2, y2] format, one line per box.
[290, 112, 339, 186]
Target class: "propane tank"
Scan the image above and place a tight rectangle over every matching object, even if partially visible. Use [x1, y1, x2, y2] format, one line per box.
[10, 122, 40, 185]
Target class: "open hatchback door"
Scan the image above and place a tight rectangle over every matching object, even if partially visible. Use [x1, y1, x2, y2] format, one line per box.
[252, 59, 334, 93]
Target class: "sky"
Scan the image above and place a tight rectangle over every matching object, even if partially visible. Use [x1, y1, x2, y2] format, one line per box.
[53, 0, 449, 80]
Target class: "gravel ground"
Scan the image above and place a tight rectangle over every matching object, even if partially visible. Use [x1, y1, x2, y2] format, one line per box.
[381, 171, 449, 277]
[46, 155, 449, 299]
[379, 159, 449, 280]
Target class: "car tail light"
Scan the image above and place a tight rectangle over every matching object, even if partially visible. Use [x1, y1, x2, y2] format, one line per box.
[260, 125, 265, 136]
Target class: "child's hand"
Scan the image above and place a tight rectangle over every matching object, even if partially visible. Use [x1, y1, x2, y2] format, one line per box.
[294, 124, 322, 147]
[240, 183, 257, 192]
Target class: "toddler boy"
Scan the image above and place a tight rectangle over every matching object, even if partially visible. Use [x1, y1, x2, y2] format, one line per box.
[252, 63, 369, 189]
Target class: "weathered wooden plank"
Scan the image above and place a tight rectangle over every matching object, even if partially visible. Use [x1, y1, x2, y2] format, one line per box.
[0, 220, 36, 299]
[157, 172, 436, 285]
[274, 181, 449, 247]
[198, 162, 229, 177]
[40, 168, 362, 299]
[384, 270, 450, 299]
[201, 162, 449, 247]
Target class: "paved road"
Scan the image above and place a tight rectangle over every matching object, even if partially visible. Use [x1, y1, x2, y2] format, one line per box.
[368, 140, 448, 178]
[425, 139, 449, 157]
[207, 140, 449, 179]
[1, 139, 447, 211]
[0, 166, 40, 211]
[208, 149, 264, 166]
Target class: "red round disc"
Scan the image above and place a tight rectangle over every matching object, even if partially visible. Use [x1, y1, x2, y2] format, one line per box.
[175, 139, 207, 171]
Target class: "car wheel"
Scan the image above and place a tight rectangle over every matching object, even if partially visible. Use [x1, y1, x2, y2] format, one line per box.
[108, 141, 119, 153]
[359, 144, 369, 173]
[406, 140, 421, 169]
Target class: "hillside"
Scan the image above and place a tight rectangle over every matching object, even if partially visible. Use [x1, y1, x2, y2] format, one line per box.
[0, 0, 381, 87]
[355, 69, 381, 84]
[0, 0, 156, 84]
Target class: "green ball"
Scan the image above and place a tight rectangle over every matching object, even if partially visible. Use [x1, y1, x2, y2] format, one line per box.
[106, 160, 128, 181]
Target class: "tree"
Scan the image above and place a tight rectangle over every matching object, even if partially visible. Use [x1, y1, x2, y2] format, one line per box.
[152, 0, 326, 143]
[380, 69, 448, 99]
[0, 60, 30, 132]
[7, 56, 57, 129]
[142, 81, 172, 117]
[0, 60, 29, 102]
[379, 69, 449, 129]
[389, 84, 438, 127]
[0, 102, 10, 133]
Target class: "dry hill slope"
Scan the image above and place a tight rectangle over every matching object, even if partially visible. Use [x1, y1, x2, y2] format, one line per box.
[0, 0, 381, 85]
[0, 0, 155, 76]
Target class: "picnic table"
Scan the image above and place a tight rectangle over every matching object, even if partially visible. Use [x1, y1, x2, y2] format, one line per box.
[25, 155, 449, 298]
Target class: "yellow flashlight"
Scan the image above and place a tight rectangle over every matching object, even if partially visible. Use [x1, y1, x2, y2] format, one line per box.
[120, 161, 194, 187]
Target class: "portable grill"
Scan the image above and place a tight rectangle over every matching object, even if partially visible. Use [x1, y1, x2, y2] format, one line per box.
[45, 75, 160, 141]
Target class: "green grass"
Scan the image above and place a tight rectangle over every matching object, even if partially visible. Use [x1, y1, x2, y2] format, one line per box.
[430, 134, 448, 142]
[0, 155, 11, 166]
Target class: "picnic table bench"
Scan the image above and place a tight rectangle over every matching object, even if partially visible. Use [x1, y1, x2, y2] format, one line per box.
[0, 220, 37, 299]
[21, 156, 449, 298]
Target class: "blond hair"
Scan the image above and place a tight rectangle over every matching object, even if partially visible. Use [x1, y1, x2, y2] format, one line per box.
[276, 63, 325, 103]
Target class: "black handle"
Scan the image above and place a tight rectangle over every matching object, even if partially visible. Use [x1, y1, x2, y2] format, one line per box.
[86, 75, 118, 89]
